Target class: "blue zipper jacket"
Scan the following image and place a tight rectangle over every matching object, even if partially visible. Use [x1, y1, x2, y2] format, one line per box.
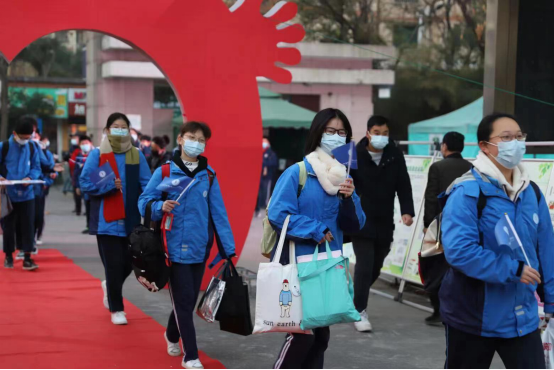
[138, 159, 235, 264]
[0, 136, 41, 203]
[33, 148, 56, 198]
[80, 148, 151, 237]
[73, 152, 90, 201]
[440, 168, 554, 338]
[268, 158, 366, 261]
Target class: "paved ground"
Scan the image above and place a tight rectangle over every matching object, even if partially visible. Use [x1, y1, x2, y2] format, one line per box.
[6, 187, 504, 369]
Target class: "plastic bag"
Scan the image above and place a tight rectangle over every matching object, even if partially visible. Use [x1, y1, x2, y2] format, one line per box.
[196, 276, 226, 323]
[542, 319, 554, 369]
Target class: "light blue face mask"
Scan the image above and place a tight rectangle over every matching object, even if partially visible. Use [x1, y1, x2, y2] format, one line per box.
[110, 128, 129, 136]
[370, 135, 389, 150]
[320, 133, 346, 155]
[183, 140, 205, 158]
[487, 139, 526, 169]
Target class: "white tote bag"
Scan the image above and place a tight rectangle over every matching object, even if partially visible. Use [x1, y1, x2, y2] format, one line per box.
[253, 215, 310, 334]
[543, 319, 554, 369]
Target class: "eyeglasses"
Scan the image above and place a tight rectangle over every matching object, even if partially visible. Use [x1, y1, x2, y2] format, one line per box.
[324, 127, 348, 137]
[183, 134, 206, 144]
[489, 133, 527, 142]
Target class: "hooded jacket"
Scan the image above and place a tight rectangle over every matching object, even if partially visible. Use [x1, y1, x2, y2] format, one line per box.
[138, 154, 235, 264]
[268, 149, 366, 262]
[440, 152, 554, 338]
[0, 136, 41, 203]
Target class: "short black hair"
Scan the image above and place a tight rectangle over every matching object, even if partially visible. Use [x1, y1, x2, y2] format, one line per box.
[152, 135, 170, 149]
[15, 117, 35, 135]
[79, 135, 92, 142]
[477, 113, 518, 143]
[105, 112, 131, 130]
[367, 115, 389, 131]
[442, 132, 465, 153]
[304, 108, 352, 155]
[141, 135, 152, 142]
[179, 121, 212, 140]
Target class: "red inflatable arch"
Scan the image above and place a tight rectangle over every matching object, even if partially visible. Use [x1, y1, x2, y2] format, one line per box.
[0, 0, 305, 284]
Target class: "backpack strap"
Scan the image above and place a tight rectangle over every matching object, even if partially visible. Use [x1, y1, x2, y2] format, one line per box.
[161, 163, 170, 201]
[476, 189, 487, 247]
[0, 141, 8, 178]
[296, 160, 307, 198]
[207, 168, 215, 189]
[530, 181, 541, 204]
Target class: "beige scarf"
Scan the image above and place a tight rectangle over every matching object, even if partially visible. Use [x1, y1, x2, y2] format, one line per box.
[306, 147, 347, 195]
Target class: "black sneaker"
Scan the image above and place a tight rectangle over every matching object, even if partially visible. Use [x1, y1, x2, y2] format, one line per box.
[4, 257, 13, 269]
[425, 312, 442, 326]
[82, 228, 89, 234]
[23, 259, 39, 271]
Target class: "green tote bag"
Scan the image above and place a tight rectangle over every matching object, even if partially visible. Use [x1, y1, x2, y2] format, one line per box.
[297, 242, 360, 330]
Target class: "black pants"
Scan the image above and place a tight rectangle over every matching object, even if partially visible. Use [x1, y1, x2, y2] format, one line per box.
[166, 262, 206, 362]
[97, 235, 132, 312]
[352, 236, 391, 312]
[445, 325, 545, 369]
[34, 195, 46, 240]
[256, 178, 272, 212]
[84, 199, 91, 229]
[74, 189, 82, 215]
[3, 199, 35, 255]
[430, 292, 440, 314]
[274, 327, 330, 369]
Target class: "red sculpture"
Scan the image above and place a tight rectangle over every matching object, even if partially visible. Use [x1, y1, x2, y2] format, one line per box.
[0, 0, 305, 284]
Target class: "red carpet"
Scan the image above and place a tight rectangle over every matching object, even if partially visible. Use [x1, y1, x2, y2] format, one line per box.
[0, 250, 225, 369]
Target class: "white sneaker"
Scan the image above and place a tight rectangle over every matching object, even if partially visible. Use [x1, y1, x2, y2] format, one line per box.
[354, 310, 373, 332]
[182, 359, 204, 369]
[15, 251, 24, 260]
[36, 239, 43, 246]
[111, 311, 127, 325]
[164, 332, 182, 357]
[101, 280, 109, 310]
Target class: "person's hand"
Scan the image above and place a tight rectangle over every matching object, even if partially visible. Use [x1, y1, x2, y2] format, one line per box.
[53, 163, 64, 172]
[339, 178, 355, 198]
[263, 167, 268, 177]
[318, 231, 334, 244]
[402, 214, 413, 226]
[22, 177, 31, 187]
[75, 188, 81, 196]
[423, 228, 428, 234]
[280, 302, 283, 306]
[520, 265, 541, 285]
[162, 200, 180, 213]
[49, 173, 57, 179]
[114, 178, 122, 190]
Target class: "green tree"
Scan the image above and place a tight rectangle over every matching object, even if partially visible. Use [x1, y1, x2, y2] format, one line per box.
[0, 59, 8, 140]
[8, 90, 56, 130]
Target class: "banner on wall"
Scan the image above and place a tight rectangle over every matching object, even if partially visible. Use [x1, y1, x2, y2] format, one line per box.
[381, 157, 554, 285]
[9, 87, 68, 118]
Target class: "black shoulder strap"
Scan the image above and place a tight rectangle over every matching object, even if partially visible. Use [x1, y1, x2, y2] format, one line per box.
[477, 189, 487, 219]
[2, 140, 8, 161]
[530, 181, 541, 204]
[207, 169, 215, 188]
[29, 140, 35, 158]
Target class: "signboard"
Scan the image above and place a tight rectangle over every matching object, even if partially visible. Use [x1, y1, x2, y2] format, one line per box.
[69, 102, 86, 116]
[381, 156, 435, 278]
[68, 88, 87, 103]
[10, 87, 68, 118]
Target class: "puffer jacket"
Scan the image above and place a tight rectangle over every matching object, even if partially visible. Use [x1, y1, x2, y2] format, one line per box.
[440, 161, 554, 338]
[138, 156, 235, 264]
[268, 153, 366, 262]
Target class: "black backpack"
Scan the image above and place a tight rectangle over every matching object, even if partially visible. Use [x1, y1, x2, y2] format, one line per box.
[129, 164, 171, 292]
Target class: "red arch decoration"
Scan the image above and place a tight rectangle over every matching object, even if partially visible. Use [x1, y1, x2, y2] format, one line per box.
[0, 0, 305, 283]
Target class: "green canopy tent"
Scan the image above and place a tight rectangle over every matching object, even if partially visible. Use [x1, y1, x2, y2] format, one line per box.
[408, 98, 483, 157]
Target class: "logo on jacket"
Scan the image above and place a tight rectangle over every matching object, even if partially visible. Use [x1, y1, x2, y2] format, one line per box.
[99, 171, 106, 178]
[172, 179, 180, 186]
[534, 213, 539, 224]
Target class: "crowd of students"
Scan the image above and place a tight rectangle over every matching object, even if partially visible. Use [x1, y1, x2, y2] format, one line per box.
[2, 107, 554, 369]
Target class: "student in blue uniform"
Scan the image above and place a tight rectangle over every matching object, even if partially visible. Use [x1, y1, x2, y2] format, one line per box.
[74, 135, 93, 234]
[1, 118, 41, 270]
[139, 121, 235, 370]
[269, 108, 366, 369]
[80, 113, 151, 326]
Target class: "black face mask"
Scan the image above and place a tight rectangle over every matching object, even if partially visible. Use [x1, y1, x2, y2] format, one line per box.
[151, 149, 159, 156]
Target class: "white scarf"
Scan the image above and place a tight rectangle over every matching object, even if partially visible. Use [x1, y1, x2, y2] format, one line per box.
[306, 147, 347, 195]
[472, 151, 530, 201]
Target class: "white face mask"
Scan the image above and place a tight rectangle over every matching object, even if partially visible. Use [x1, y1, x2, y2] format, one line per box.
[370, 135, 389, 150]
[15, 135, 29, 146]
[131, 134, 138, 141]
[80, 144, 92, 153]
[486, 140, 526, 169]
[320, 133, 346, 155]
[110, 128, 129, 136]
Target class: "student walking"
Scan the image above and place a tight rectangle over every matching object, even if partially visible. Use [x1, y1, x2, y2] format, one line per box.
[33, 131, 57, 245]
[139, 121, 236, 370]
[1, 118, 41, 270]
[80, 113, 151, 325]
[73, 135, 93, 234]
[440, 113, 554, 368]
[147, 135, 172, 173]
[269, 108, 366, 369]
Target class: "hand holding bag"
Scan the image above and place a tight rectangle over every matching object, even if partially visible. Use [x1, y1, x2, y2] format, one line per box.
[297, 242, 360, 330]
[253, 215, 310, 334]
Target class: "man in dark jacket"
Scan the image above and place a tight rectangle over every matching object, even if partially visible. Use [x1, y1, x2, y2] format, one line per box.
[423, 131, 472, 325]
[255, 137, 278, 216]
[350, 115, 415, 332]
